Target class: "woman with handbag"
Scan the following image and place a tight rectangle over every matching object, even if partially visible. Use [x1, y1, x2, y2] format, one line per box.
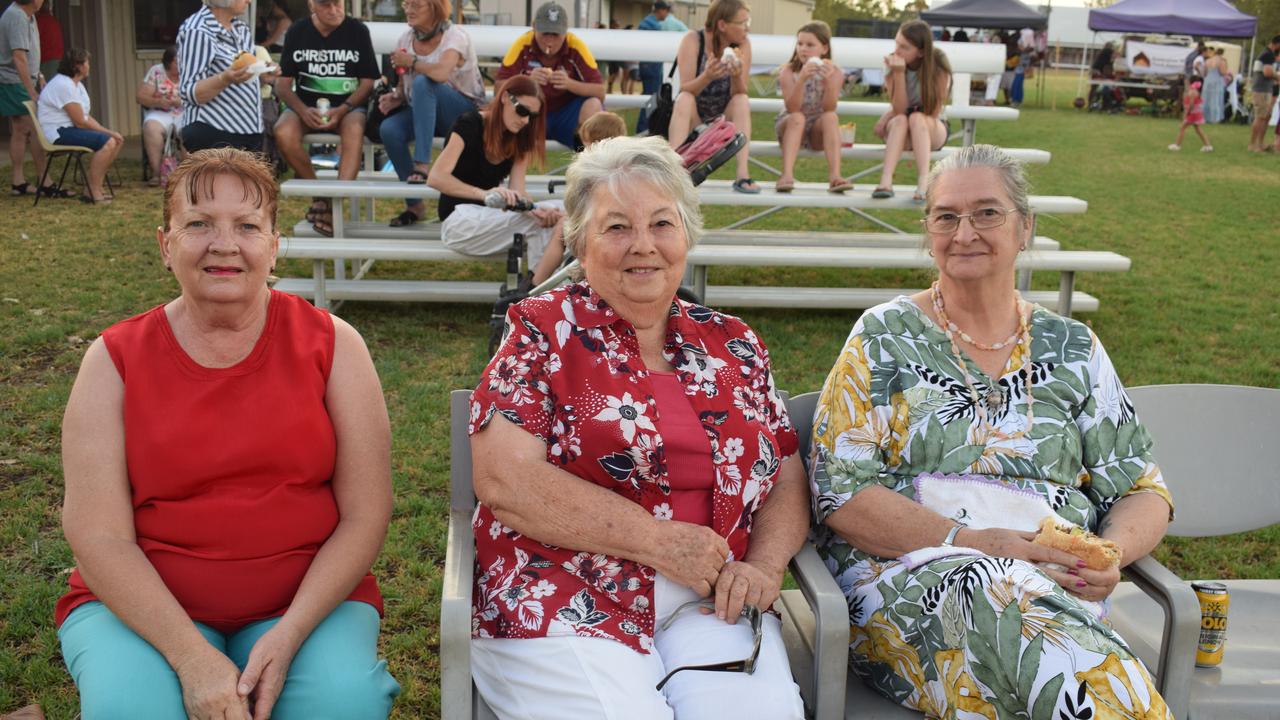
[666, 0, 758, 194]
[377, 0, 484, 228]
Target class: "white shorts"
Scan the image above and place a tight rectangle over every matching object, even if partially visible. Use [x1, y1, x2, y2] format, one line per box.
[471, 573, 805, 720]
[440, 201, 564, 268]
[142, 110, 181, 133]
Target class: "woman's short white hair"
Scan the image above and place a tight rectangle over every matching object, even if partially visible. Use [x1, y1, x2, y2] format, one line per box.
[924, 143, 1033, 218]
[203, 0, 240, 8]
[562, 136, 703, 261]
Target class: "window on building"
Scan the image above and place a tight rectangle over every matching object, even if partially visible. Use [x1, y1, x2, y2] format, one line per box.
[133, 0, 204, 49]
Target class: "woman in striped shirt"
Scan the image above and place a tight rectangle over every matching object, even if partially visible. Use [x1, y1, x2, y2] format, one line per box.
[177, 0, 263, 153]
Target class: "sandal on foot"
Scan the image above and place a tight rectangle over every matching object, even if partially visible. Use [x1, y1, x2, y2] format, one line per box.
[311, 212, 334, 237]
[39, 185, 71, 199]
[732, 178, 761, 194]
[828, 178, 853, 194]
[911, 191, 926, 204]
[775, 179, 794, 193]
[406, 170, 428, 185]
[9, 182, 31, 196]
[389, 209, 421, 227]
[871, 186, 894, 199]
[305, 199, 331, 223]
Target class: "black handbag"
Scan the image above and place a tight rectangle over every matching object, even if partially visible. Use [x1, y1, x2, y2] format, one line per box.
[645, 30, 704, 139]
[365, 83, 409, 144]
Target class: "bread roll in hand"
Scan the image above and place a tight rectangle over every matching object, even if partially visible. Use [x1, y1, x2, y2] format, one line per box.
[1032, 516, 1121, 570]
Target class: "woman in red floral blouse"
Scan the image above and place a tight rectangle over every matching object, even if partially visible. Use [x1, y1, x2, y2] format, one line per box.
[468, 135, 810, 718]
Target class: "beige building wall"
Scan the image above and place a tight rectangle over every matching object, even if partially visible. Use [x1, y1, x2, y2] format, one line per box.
[744, 0, 812, 37]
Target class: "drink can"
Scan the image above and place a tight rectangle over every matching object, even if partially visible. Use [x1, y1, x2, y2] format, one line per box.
[1192, 581, 1229, 667]
[315, 98, 331, 122]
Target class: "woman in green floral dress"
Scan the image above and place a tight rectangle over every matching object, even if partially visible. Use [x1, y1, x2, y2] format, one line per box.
[809, 145, 1176, 719]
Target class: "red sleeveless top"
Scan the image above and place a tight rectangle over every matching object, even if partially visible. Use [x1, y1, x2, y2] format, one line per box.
[55, 290, 382, 631]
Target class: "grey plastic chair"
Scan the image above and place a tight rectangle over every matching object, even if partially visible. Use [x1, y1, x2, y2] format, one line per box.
[780, 391, 928, 720]
[441, 389, 850, 720]
[1108, 384, 1280, 720]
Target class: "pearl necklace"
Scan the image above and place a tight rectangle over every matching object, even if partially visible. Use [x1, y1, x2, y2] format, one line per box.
[929, 281, 1036, 441]
[930, 282, 1021, 350]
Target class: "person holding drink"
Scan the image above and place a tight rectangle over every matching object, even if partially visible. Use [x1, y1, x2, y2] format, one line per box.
[377, 0, 484, 228]
[273, 0, 379, 236]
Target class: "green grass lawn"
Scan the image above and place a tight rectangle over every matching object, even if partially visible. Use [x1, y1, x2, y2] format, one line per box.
[2, 70, 1277, 716]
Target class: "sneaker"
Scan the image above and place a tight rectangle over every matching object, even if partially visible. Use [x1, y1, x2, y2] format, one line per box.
[1201, 145, 1214, 153]
[1167, 144, 1181, 151]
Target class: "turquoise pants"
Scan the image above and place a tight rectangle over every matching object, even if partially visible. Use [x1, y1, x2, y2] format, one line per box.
[59, 601, 400, 719]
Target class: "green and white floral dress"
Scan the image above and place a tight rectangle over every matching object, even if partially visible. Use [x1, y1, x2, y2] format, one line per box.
[810, 296, 1175, 720]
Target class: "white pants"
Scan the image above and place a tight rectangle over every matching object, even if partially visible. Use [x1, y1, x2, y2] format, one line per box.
[440, 201, 563, 269]
[472, 574, 805, 720]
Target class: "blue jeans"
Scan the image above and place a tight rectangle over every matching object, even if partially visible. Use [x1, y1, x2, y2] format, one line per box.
[636, 63, 664, 133]
[380, 74, 477, 209]
[59, 601, 399, 720]
[55, 126, 112, 151]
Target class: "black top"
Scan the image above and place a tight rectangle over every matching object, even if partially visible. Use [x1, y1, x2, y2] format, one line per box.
[438, 111, 515, 221]
[279, 16, 380, 107]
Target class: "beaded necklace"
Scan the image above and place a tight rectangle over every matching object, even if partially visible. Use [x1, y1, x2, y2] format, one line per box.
[929, 281, 1035, 440]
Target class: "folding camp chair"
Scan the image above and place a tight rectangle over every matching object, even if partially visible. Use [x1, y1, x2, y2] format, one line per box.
[23, 100, 112, 206]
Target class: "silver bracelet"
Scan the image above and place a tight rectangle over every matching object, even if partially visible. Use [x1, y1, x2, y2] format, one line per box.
[941, 523, 964, 547]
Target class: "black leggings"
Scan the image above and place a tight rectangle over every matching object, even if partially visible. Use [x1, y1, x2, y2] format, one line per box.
[180, 122, 263, 153]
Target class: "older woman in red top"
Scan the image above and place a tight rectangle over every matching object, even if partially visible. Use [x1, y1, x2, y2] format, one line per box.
[56, 148, 398, 720]
[468, 135, 809, 718]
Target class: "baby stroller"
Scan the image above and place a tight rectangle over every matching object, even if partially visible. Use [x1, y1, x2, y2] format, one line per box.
[486, 117, 746, 354]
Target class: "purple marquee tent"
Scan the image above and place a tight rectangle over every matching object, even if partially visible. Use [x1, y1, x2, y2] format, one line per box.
[1087, 0, 1257, 39]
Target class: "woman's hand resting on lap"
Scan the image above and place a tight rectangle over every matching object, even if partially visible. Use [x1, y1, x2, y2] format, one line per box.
[958, 527, 1119, 600]
[238, 622, 304, 720]
[1039, 561, 1122, 603]
[174, 645, 251, 720]
[714, 560, 784, 623]
[646, 520, 729, 598]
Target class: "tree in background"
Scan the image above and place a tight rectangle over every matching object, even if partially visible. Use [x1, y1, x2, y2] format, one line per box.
[1234, 0, 1280, 55]
[814, 0, 929, 28]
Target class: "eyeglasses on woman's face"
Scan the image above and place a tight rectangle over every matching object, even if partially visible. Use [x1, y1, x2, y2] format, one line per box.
[726, 16, 751, 30]
[653, 600, 762, 691]
[922, 206, 1018, 234]
[509, 94, 540, 119]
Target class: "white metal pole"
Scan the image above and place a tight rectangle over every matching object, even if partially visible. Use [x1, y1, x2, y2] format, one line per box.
[1076, 31, 1094, 99]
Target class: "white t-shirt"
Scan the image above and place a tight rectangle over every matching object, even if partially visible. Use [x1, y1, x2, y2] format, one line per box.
[396, 24, 484, 104]
[37, 73, 90, 140]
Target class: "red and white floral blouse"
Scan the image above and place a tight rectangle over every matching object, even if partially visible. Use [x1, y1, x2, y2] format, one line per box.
[469, 281, 798, 653]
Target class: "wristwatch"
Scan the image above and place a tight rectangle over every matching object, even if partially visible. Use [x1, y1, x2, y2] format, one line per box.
[941, 523, 964, 547]
[342, 100, 357, 111]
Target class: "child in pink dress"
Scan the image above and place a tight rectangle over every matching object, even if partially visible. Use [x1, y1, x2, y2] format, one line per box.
[1169, 80, 1212, 152]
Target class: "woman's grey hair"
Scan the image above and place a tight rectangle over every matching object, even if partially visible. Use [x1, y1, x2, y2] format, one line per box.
[203, 0, 240, 8]
[562, 136, 703, 264]
[924, 144, 1033, 219]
